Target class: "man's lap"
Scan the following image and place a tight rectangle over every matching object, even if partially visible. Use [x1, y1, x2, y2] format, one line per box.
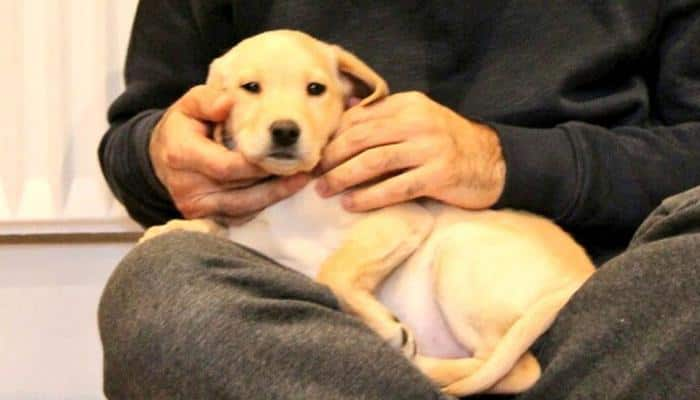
[98, 231, 447, 399]
[99, 186, 700, 399]
[523, 185, 700, 399]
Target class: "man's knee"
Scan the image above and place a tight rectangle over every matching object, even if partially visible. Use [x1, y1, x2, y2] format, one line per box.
[631, 185, 700, 248]
[98, 230, 340, 398]
[99, 231, 242, 322]
[98, 230, 337, 333]
[99, 231, 223, 398]
[97, 232, 244, 350]
[529, 203, 700, 399]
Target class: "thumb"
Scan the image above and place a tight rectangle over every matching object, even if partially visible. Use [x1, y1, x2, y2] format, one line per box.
[176, 85, 234, 122]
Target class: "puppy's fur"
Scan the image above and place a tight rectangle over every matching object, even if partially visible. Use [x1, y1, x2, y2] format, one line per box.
[142, 30, 595, 396]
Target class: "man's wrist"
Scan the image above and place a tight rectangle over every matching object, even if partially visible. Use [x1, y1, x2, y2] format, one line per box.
[137, 109, 172, 203]
[471, 120, 507, 208]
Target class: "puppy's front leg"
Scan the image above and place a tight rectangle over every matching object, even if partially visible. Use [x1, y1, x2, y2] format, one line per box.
[317, 203, 433, 356]
[139, 218, 226, 244]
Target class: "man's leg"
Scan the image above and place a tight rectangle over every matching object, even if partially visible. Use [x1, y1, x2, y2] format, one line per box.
[517, 187, 700, 399]
[98, 231, 449, 399]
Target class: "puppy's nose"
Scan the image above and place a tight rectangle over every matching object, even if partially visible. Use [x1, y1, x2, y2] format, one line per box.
[270, 120, 300, 147]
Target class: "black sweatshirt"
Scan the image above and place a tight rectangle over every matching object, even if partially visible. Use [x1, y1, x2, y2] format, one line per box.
[100, 0, 700, 260]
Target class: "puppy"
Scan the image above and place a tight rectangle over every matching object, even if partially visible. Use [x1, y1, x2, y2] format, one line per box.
[142, 30, 595, 396]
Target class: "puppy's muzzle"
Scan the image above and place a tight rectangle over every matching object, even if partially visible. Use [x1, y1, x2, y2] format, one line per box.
[269, 119, 300, 159]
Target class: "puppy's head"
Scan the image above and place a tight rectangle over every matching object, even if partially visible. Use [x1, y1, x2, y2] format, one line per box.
[207, 30, 388, 175]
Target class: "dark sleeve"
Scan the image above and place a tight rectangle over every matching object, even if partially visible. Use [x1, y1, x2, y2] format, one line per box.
[493, 0, 700, 238]
[98, 0, 212, 227]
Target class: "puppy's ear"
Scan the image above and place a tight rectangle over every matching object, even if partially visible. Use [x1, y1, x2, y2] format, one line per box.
[332, 45, 389, 108]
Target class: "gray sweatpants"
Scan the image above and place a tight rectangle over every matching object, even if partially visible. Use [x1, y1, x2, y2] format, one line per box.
[98, 187, 700, 399]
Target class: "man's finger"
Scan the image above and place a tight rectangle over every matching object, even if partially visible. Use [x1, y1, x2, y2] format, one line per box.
[168, 132, 268, 181]
[341, 168, 427, 212]
[317, 143, 422, 197]
[319, 117, 406, 172]
[169, 138, 268, 181]
[176, 85, 234, 122]
[210, 174, 311, 217]
[167, 170, 263, 201]
[338, 96, 403, 133]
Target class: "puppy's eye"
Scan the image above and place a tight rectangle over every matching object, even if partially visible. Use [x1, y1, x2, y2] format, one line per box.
[307, 82, 326, 96]
[241, 82, 261, 94]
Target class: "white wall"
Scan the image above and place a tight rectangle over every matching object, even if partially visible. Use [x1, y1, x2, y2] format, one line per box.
[0, 238, 135, 399]
[0, 1, 141, 398]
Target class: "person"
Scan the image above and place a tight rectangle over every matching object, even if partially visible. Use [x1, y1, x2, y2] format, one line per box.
[97, 1, 700, 398]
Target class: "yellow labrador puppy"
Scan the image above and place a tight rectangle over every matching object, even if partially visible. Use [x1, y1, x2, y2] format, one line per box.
[142, 30, 595, 396]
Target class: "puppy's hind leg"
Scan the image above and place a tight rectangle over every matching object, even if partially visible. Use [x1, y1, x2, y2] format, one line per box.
[483, 351, 540, 394]
[414, 354, 483, 388]
[317, 203, 433, 357]
[415, 352, 539, 394]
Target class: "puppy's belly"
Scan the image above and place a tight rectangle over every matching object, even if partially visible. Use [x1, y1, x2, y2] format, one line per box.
[378, 247, 470, 359]
[227, 184, 468, 358]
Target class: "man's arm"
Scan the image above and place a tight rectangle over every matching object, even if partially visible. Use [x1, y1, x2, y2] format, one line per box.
[99, 0, 212, 227]
[317, 1, 700, 258]
[493, 0, 700, 235]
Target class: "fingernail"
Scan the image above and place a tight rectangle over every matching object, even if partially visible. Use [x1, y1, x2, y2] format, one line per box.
[315, 179, 329, 196]
[316, 161, 328, 174]
[311, 164, 324, 176]
[290, 174, 310, 189]
[341, 194, 354, 210]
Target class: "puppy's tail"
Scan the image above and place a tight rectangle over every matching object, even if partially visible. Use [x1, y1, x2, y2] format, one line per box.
[442, 285, 580, 396]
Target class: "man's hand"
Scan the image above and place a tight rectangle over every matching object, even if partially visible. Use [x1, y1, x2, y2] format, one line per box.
[316, 91, 505, 211]
[150, 85, 310, 222]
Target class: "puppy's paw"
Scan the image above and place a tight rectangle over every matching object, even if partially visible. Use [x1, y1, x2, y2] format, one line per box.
[139, 224, 172, 244]
[383, 318, 417, 359]
[138, 219, 225, 244]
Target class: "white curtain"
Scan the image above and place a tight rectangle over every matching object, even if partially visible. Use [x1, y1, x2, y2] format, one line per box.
[0, 0, 141, 234]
